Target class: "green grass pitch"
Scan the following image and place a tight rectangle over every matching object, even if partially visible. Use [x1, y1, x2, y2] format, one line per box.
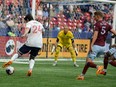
[0, 60, 116, 87]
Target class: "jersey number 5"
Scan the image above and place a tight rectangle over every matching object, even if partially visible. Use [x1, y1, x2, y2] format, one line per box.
[101, 26, 106, 35]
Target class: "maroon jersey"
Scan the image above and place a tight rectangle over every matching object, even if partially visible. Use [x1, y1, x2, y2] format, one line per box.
[94, 20, 112, 46]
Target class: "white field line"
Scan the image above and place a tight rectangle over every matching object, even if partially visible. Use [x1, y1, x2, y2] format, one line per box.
[0, 58, 103, 64]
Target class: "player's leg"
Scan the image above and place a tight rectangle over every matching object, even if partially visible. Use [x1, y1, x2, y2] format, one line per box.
[68, 46, 79, 67]
[27, 47, 41, 76]
[98, 48, 116, 75]
[77, 57, 99, 80]
[2, 44, 29, 68]
[53, 46, 61, 66]
[108, 49, 116, 67]
[99, 52, 110, 75]
[77, 45, 103, 80]
[109, 57, 116, 67]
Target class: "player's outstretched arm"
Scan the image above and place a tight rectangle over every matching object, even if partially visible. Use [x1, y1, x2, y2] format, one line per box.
[111, 44, 116, 48]
[111, 35, 116, 38]
[51, 38, 59, 55]
[72, 39, 78, 56]
[51, 45, 56, 55]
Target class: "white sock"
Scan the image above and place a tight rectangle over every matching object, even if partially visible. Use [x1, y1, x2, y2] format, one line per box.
[29, 59, 35, 70]
[74, 62, 77, 65]
[11, 53, 19, 61]
[81, 73, 84, 76]
[55, 61, 57, 63]
[103, 69, 107, 72]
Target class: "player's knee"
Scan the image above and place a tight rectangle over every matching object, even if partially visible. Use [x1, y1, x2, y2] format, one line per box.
[55, 47, 61, 54]
[69, 48, 74, 55]
[29, 55, 35, 60]
[105, 52, 111, 59]
[86, 62, 91, 66]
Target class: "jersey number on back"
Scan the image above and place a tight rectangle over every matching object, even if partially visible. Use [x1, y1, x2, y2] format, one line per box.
[32, 25, 41, 33]
[101, 26, 106, 35]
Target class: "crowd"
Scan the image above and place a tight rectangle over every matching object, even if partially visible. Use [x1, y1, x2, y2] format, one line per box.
[0, 0, 114, 38]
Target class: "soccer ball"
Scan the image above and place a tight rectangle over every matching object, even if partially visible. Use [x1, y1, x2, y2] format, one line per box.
[6, 66, 14, 75]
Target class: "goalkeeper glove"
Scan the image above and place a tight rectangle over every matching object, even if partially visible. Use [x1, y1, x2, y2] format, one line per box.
[51, 45, 55, 55]
[74, 48, 78, 56]
[111, 35, 116, 38]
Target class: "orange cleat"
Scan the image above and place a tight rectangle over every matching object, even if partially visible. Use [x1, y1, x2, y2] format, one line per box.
[77, 75, 84, 80]
[96, 66, 103, 76]
[27, 70, 32, 76]
[2, 61, 13, 68]
[99, 71, 106, 75]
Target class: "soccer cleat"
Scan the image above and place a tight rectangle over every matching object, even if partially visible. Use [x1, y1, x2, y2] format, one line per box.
[98, 71, 106, 75]
[2, 61, 13, 68]
[96, 66, 103, 75]
[74, 64, 79, 67]
[52, 62, 57, 66]
[77, 75, 84, 80]
[27, 70, 32, 76]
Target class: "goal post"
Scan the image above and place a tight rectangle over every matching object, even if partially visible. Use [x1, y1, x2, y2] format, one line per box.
[32, 0, 36, 19]
[112, 4, 116, 45]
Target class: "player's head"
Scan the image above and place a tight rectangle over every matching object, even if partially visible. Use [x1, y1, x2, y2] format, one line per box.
[94, 11, 104, 21]
[63, 25, 69, 34]
[24, 14, 34, 22]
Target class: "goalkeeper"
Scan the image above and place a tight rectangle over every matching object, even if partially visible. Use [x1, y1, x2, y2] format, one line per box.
[51, 25, 79, 67]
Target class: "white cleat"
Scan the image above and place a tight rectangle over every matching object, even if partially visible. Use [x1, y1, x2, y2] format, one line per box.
[53, 62, 57, 66]
[74, 64, 79, 67]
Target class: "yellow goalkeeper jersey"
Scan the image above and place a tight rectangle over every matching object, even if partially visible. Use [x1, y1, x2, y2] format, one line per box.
[57, 30, 74, 46]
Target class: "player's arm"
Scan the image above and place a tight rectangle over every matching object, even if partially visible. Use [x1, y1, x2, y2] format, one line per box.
[111, 44, 116, 47]
[71, 39, 78, 56]
[91, 31, 98, 51]
[111, 35, 115, 38]
[51, 38, 59, 55]
[41, 24, 45, 34]
[21, 27, 30, 37]
[110, 29, 116, 38]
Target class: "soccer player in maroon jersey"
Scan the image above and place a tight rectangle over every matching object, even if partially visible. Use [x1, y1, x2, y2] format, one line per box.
[77, 11, 116, 80]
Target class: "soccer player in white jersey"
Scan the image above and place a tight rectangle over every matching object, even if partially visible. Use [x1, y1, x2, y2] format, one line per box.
[2, 14, 45, 76]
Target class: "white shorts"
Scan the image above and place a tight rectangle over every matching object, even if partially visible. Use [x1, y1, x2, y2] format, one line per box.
[88, 45, 106, 61]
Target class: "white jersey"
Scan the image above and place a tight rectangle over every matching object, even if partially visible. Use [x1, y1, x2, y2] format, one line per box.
[25, 20, 45, 48]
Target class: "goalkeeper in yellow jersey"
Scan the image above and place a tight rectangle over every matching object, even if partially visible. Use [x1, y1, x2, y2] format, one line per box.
[51, 25, 79, 67]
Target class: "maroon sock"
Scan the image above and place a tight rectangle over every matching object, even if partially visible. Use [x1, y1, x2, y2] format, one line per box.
[82, 62, 96, 75]
[104, 56, 108, 69]
[89, 62, 97, 68]
[82, 64, 89, 75]
[109, 61, 116, 67]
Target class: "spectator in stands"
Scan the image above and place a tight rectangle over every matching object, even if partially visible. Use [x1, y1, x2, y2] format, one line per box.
[43, 7, 49, 18]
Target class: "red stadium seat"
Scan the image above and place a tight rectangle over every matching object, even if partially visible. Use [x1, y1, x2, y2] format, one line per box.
[61, 14, 65, 18]
[52, 17, 57, 22]
[68, 19, 72, 22]
[74, 19, 77, 22]
[63, 22, 67, 26]
[58, 18, 62, 22]
[63, 18, 67, 22]
[57, 14, 61, 18]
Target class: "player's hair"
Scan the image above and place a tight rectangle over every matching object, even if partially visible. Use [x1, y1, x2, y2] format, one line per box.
[24, 14, 34, 21]
[94, 11, 104, 18]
